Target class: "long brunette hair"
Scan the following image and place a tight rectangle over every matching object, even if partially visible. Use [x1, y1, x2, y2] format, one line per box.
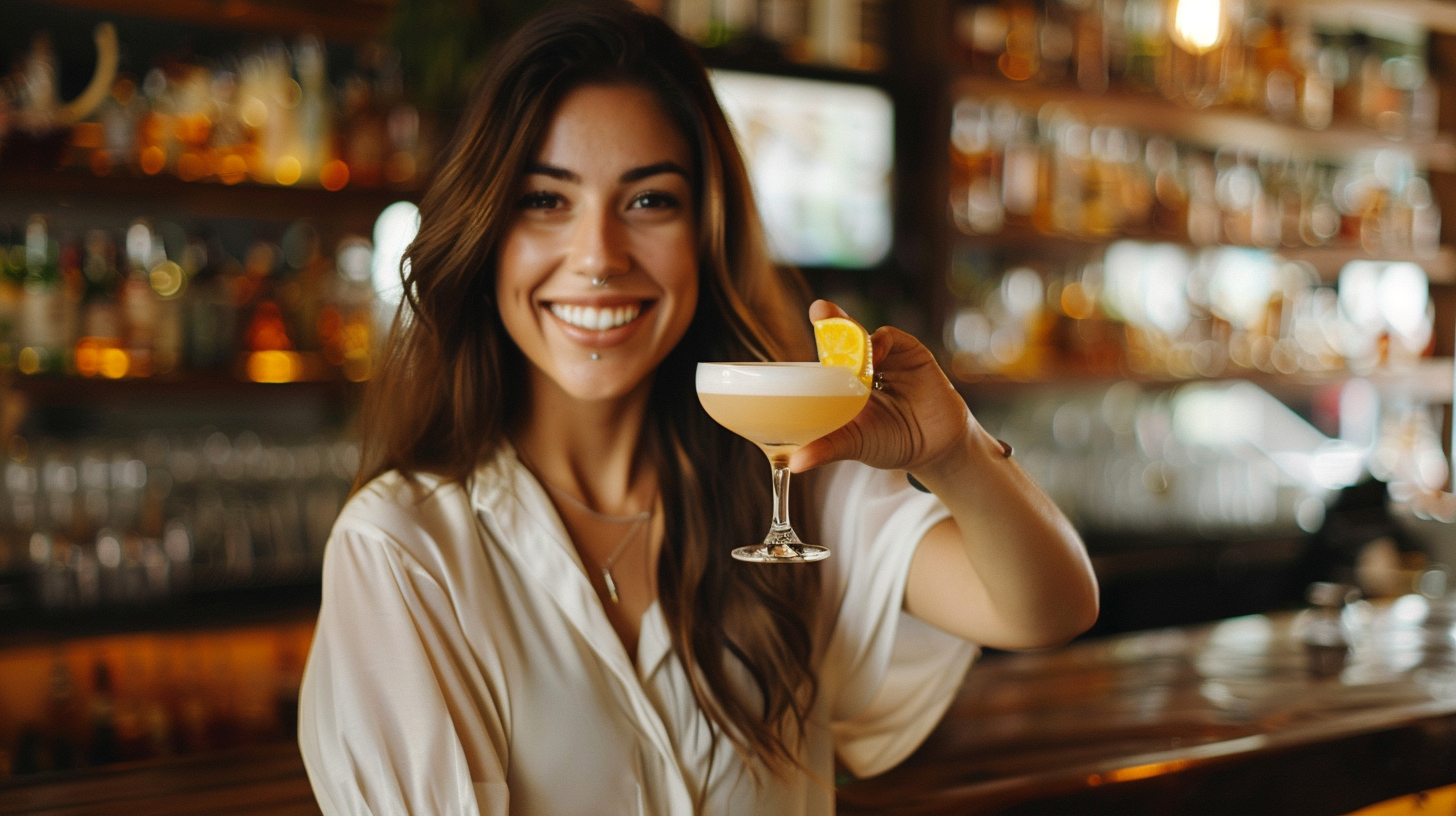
[356, 0, 821, 775]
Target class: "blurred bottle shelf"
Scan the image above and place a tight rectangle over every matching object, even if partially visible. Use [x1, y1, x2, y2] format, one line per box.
[0, 166, 418, 231]
[31, 0, 393, 42]
[955, 355, 1454, 404]
[1269, 0, 1456, 34]
[961, 225, 1456, 285]
[952, 75, 1456, 172]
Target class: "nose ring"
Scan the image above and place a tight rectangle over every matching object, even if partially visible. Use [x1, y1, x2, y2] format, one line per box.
[591, 275, 610, 288]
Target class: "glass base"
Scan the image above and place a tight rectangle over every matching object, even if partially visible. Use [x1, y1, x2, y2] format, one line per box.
[732, 529, 831, 563]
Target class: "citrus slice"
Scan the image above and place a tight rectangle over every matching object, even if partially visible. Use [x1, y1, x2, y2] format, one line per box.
[813, 317, 873, 390]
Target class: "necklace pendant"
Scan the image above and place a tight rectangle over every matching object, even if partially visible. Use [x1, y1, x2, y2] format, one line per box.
[603, 569, 620, 604]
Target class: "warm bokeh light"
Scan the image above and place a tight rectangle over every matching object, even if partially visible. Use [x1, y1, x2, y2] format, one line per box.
[1171, 0, 1224, 54]
[139, 145, 166, 175]
[215, 153, 247, 184]
[100, 348, 130, 379]
[149, 260, 187, 298]
[16, 347, 42, 376]
[246, 350, 303, 383]
[274, 155, 302, 186]
[320, 159, 350, 191]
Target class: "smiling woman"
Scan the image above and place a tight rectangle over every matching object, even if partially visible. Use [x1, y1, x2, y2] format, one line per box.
[296, 2, 1095, 814]
[496, 83, 699, 404]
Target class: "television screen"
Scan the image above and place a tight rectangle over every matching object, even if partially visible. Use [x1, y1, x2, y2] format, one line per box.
[709, 70, 894, 269]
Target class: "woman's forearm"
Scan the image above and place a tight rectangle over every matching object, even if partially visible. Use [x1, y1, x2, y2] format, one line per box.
[908, 420, 1099, 649]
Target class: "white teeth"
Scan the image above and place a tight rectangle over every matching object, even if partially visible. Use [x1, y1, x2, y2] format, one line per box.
[549, 303, 642, 331]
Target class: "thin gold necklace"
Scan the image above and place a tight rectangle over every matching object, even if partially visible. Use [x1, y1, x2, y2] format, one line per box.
[533, 472, 653, 605]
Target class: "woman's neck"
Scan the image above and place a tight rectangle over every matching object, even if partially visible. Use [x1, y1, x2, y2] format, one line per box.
[512, 367, 657, 515]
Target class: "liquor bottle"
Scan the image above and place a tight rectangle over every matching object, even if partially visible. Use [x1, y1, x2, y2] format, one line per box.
[1246, 11, 1302, 122]
[340, 46, 387, 188]
[0, 226, 25, 371]
[76, 230, 124, 378]
[183, 241, 239, 371]
[378, 49, 422, 187]
[1072, 0, 1109, 93]
[18, 216, 70, 375]
[998, 0, 1039, 81]
[1035, 0, 1075, 85]
[320, 236, 377, 382]
[294, 36, 331, 185]
[120, 220, 160, 377]
[1121, 0, 1166, 93]
[88, 661, 121, 766]
[135, 68, 176, 176]
[762, 0, 808, 59]
[94, 76, 141, 176]
[172, 65, 216, 183]
[669, 0, 713, 44]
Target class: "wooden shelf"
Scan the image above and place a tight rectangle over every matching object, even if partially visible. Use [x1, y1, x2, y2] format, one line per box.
[0, 166, 417, 231]
[12, 374, 361, 406]
[33, 0, 393, 43]
[956, 225, 1456, 284]
[953, 75, 1456, 172]
[955, 357, 1454, 403]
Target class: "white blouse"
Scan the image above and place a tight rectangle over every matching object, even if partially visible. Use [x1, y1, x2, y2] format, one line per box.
[298, 446, 977, 815]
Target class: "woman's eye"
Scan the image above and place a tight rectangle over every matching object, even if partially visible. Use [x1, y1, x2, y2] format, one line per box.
[629, 191, 679, 210]
[518, 191, 564, 210]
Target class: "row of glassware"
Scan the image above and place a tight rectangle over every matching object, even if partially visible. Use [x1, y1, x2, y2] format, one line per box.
[946, 240, 1434, 381]
[0, 430, 358, 613]
[0, 215, 379, 381]
[976, 377, 1449, 535]
[957, 0, 1436, 138]
[950, 96, 1441, 257]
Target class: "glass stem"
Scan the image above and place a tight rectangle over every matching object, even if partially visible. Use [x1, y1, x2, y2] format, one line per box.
[771, 459, 792, 533]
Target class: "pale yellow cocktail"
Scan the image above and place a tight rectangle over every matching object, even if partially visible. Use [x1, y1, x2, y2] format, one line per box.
[696, 362, 870, 562]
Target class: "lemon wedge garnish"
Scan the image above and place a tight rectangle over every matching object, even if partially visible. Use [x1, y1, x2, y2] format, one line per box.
[813, 317, 872, 390]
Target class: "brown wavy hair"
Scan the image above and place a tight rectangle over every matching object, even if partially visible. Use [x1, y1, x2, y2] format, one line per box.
[356, 0, 822, 777]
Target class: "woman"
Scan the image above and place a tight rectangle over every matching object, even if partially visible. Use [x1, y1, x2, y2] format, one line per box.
[297, 2, 1097, 813]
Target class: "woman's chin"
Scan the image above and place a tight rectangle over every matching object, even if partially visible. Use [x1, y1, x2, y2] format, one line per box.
[544, 358, 654, 404]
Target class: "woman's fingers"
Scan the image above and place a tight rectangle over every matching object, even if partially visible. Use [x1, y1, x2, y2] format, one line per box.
[790, 421, 864, 472]
[808, 298, 852, 323]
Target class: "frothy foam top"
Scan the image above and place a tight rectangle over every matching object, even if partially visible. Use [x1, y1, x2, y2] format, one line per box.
[696, 362, 868, 396]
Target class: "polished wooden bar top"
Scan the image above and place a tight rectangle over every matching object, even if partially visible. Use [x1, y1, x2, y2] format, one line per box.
[8, 600, 1456, 815]
[0, 742, 318, 816]
[838, 596, 1456, 815]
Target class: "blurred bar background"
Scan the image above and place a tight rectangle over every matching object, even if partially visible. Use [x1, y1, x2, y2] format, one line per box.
[4, 0, 1456, 811]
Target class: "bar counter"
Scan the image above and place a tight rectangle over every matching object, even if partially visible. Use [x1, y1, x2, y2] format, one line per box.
[5, 599, 1456, 814]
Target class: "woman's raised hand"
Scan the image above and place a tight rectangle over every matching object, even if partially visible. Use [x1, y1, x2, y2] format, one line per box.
[790, 300, 976, 476]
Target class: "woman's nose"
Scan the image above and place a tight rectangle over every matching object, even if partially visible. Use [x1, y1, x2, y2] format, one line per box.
[567, 203, 629, 283]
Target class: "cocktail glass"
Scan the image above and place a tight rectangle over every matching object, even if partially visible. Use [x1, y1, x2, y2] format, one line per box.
[696, 362, 870, 562]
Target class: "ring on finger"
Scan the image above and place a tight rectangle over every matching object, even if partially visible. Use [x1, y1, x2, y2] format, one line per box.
[872, 371, 885, 391]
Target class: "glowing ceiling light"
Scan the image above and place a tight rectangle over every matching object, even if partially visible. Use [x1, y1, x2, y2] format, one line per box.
[1171, 0, 1225, 54]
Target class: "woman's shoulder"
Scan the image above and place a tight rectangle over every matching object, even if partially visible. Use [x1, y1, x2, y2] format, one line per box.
[333, 469, 479, 556]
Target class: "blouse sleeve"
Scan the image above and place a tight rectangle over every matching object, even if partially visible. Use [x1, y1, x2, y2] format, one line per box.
[298, 526, 510, 816]
[817, 463, 979, 780]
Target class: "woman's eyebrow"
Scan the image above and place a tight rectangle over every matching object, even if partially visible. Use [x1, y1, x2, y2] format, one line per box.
[620, 161, 689, 183]
[524, 163, 580, 182]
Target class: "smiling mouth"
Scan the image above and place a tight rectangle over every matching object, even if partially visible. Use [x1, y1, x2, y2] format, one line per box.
[546, 301, 649, 332]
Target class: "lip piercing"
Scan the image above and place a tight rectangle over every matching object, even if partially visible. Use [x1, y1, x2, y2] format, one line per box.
[590, 353, 601, 360]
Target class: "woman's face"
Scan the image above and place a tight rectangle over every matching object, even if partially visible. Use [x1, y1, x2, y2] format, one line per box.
[497, 83, 699, 404]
